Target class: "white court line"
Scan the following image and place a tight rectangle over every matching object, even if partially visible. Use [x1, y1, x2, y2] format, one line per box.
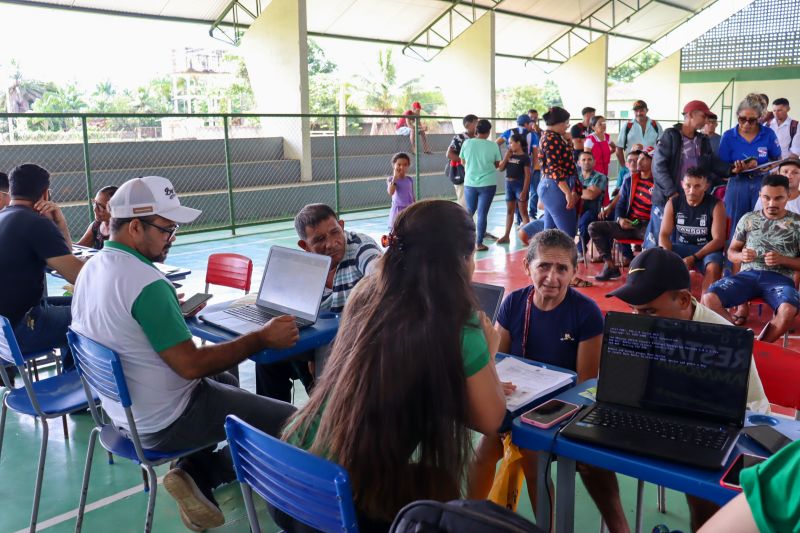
[15, 475, 165, 533]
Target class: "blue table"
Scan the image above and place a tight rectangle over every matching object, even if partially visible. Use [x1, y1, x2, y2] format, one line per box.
[187, 301, 339, 364]
[512, 379, 800, 533]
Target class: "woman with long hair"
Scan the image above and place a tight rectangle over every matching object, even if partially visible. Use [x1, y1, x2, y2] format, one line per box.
[280, 199, 507, 531]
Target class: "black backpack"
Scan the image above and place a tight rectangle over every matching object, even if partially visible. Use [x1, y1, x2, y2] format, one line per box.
[390, 500, 544, 533]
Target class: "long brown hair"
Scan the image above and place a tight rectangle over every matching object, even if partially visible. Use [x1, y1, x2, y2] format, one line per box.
[283, 200, 479, 521]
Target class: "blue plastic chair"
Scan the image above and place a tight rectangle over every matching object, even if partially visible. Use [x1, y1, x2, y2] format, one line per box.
[66, 329, 203, 533]
[0, 316, 98, 533]
[224, 415, 359, 533]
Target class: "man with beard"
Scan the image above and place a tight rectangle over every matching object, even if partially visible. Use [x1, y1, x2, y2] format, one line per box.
[702, 173, 800, 343]
[70, 176, 299, 530]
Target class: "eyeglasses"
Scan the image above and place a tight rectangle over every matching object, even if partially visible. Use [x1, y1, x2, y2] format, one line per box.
[738, 116, 759, 125]
[139, 218, 179, 240]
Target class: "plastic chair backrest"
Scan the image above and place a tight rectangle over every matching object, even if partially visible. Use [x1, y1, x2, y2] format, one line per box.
[67, 329, 131, 408]
[0, 315, 25, 366]
[752, 340, 800, 411]
[205, 253, 254, 293]
[225, 415, 359, 533]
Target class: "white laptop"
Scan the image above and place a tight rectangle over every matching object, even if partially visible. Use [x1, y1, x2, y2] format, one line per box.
[200, 246, 331, 335]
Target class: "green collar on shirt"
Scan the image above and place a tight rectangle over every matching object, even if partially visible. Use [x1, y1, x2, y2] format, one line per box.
[104, 240, 155, 267]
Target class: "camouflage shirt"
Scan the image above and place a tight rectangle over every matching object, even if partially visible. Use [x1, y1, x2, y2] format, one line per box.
[735, 210, 800, 279]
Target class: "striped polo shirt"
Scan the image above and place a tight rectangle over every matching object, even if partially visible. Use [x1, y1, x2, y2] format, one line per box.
[630, 173, 654, 222]
[71, 241, 197, 435]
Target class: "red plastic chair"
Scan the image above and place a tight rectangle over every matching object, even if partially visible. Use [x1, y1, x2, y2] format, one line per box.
[205, 253, 254, 294]
[752, 340, 800, 419]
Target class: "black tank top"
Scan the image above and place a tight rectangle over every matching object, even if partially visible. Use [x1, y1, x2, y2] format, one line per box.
[671, 193, 718, 246]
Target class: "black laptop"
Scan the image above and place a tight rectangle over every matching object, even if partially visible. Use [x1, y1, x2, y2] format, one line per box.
[561, 312, 753, 469]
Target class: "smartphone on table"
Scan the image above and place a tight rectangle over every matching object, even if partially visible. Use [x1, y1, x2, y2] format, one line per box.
[521, 399, 580, 429]
[742, 425, 793, 455]
[720, 453, 766, 491]
[180, 293, 213, 317]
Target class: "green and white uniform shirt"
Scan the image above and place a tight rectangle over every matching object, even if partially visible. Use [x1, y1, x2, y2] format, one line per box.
[71, 241, 196, 434]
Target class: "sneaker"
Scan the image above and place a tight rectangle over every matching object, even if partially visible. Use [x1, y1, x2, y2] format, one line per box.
[595, 266, 622, 281]
[163, 467, 225, 530]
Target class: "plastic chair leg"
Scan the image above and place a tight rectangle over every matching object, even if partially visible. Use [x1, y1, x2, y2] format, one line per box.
[240, 483, 262, 533]
[29, 417, 49, 533]
[657, 485, 667, 513]
[144, 465, 158, 533]
[75, 427, 99, 533]
[0, 393, 7, 461]
[142, 468, 150, 492]
[62, 414, 69, 439]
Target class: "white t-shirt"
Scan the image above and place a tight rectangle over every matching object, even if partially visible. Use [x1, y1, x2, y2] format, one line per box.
[691, 300, 770, 414]
[71, 241, 198, 434]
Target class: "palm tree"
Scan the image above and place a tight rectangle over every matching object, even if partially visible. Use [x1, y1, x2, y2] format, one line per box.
[3, 60, 52, 140]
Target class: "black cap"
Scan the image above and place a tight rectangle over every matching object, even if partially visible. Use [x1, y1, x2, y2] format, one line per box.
[779, 159, 800, 171]
[606, 248, 690, 305]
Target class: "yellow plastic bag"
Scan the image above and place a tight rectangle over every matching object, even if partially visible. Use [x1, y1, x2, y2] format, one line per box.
[487, 434, 525, 511]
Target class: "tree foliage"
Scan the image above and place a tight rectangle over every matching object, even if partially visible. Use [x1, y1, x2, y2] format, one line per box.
[496, 81, 563, 118]
[608, 49, 661, 83]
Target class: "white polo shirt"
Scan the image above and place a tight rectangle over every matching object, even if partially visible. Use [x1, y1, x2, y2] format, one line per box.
[768, 116, 798, 159]
[71, 241, 197, 434]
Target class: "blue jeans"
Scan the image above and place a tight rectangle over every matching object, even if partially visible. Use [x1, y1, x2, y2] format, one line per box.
[724, 175, 762, 239]
[671, 243, 723, 274]
[465, 185, 497, 245]
[529, 170, 541, 217]
[643, 204, 664, 249]
[520, 218, 545, 240]
[538, 177, 577, 237]
[577, 207, 599, 254]
[709, 270, 800, 311]
[12, 296, 73, 368]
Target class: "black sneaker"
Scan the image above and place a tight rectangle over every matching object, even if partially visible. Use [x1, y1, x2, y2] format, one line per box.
[164, 464, 224, 530]
[595, 266, 622, 281]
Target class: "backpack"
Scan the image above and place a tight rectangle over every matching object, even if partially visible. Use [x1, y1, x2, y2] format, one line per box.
[390, 499, 544, 533]
[623, 119, 659, 150]
[791, 119, 798, 142]
[445, 133, 467, 185]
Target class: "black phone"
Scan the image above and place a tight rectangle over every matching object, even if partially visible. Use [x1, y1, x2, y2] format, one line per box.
[742, 425, 793, 455]
[720, 453, 766, 491]
[521, 399, 581, 429]
[180, 293, 213, 317]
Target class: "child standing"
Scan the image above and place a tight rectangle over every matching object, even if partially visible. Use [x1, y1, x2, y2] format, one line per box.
[387, 152, 414, 229]
[497, 132, 531, 243]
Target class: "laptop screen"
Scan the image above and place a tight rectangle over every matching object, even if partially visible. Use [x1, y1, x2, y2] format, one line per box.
[598, 312, 753, 425]
[472, 282, 505, 324]
[256, 247, 331, 321]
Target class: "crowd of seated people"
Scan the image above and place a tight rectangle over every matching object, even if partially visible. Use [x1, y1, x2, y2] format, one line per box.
[1, 91, 799, 533]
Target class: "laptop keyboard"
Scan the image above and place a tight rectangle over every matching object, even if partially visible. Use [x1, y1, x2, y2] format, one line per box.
[223, 305, 311, 327]
[582, 406, 729, 450]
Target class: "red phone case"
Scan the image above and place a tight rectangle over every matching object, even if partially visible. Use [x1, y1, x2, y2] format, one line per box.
[719, 453, 766, 491]
[521, 400, 580, 429]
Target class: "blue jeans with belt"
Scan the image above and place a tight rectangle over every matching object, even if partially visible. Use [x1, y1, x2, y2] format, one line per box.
[538, 177, 577, 237]
[12, 296, 74, 369]
[465, 185, 497, 245]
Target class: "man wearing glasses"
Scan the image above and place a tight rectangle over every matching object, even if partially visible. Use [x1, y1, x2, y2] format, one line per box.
[0, 172, 9, 210]
[0, 164, 84, 378]
[70, 176, 299, 530]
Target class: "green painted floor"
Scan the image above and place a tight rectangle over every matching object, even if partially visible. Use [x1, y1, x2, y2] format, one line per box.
[10, 202, 694, 532]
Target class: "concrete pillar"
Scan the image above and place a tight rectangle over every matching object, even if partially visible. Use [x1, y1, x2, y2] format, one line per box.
[552, 35, 608, 117]
[240, 0, 312, 181]
[428, 11, 495, 128]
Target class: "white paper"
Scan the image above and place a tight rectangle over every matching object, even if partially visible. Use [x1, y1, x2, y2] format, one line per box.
[495, 357, 573, 411]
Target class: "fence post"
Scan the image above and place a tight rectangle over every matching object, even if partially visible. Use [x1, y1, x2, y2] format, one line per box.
[333, 116, 340, 215]
[223, 115, 237, 236]
[414, 119, 421, 199]
[80, 116, 94, 222]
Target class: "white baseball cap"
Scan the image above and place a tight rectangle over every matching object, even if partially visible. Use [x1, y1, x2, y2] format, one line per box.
[109, 176, 201, 224]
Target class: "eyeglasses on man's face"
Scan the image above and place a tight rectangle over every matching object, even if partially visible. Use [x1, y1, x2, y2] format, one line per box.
[139, 218, 180, 240]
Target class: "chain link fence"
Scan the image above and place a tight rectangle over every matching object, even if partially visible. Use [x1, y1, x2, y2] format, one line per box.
[0, 113, 676, 241]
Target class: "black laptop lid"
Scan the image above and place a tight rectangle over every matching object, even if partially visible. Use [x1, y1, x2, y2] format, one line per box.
[472, 282, 505, 324]
[598, 312, 753, 426]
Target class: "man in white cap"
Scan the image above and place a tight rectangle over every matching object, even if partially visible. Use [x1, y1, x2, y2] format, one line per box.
[70, 176, 299, 530]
